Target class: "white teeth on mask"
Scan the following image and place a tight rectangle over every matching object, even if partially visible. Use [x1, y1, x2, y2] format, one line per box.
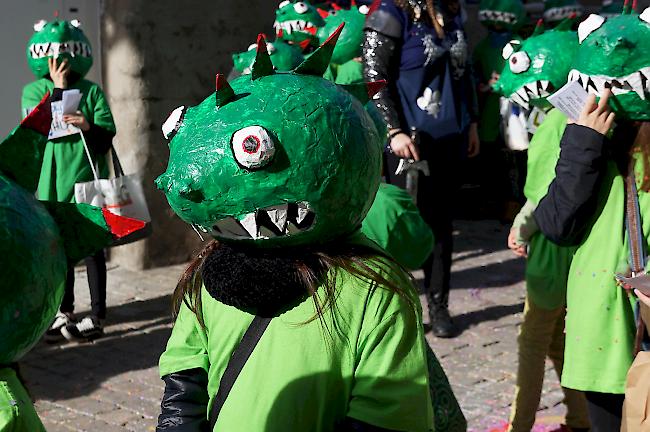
[265, 204, 289, 232]
[239, 213, 258, 238]
[567, 66, 650, 100]
[296, 202, 310, 224]
[213, 217, 250, 238]
[208, 202, 316, 240]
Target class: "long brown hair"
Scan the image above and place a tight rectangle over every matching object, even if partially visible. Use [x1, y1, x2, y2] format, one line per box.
[631, 123, 650, 192]
[171, 239, 417, 331]
[395, 0, 445, 38]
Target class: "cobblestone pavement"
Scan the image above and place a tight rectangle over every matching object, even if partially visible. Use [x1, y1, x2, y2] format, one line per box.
[23, 219, 567, 431]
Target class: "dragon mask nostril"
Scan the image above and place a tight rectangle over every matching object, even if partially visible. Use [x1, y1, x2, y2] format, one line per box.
[179, 188, 205, 203]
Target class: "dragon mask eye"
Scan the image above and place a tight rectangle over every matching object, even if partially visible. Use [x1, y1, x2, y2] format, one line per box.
[293, 2, 309, 13]
[278, 0, 290, 8]
[502, 40, 521, 60]
[231, 126, 276, 169]
[509, 51, 531, 74]
[162, 105, 186, 140]
[578, 14, 606, 44]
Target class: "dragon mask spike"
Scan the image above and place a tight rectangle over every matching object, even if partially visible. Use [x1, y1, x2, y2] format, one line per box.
[623, 0, 631, 14]
[632, 0, 638, 12]
[215, 74, 235, 107]
[532, 18, 545, 35]
[251, 34, 275, 80]
[555, 13, 576, 30]
[293, 23, 344, 76]
[341, 80, 387, 104]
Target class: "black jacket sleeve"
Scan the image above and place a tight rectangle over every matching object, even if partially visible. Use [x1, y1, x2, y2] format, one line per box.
[156, 368, 209, 432]
[363, 9, 404, 132]
[533, 124, 609, 246]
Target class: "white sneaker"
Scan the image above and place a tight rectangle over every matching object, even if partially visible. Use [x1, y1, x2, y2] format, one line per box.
[44, 312, 75, 342]
[61, 315, 104, 341]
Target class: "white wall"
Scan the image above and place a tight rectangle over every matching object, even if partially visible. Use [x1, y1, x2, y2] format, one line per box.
[0, 0, 100, 137]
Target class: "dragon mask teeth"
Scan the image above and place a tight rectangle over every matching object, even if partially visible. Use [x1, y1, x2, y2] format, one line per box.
[199, 202, 316, 240]
[568, 67, 650, 100]
[274, 19, 314, 35]
[509, 80, 553, 109]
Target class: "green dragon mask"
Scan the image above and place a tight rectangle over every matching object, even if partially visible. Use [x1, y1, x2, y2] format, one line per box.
[494, 20, 578, 109]
[157, 29, 385, 247]
[543, 0, 583, 23]
[0, 96, 144, 363]
[569, 6, 650, 120]
[274, 0, 326, 50]
[232, 40, 304, 74]
[478, 0, 527, 31]
[26, 19, 93, 79]
[317, 4, 368, 65]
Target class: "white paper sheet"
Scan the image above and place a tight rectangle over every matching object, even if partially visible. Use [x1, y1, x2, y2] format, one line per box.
[547, 81, 589, 121]
[49, 89, 83, 139]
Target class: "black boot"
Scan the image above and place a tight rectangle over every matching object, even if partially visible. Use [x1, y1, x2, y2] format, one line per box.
[429, 303, 455, 338]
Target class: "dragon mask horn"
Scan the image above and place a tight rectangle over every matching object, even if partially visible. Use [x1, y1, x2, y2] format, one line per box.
[293, 23, 344, 76]
[341, 80, 387, 104]
[215, 74, 235, 107]
[251, 34, 275, 80]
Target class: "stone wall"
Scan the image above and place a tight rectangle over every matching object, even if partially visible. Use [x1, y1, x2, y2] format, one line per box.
[101, 1, 276, 269]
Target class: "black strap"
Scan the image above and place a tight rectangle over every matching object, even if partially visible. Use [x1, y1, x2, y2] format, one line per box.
[110, 145, 125, 177]
[208, 315, 271, 429]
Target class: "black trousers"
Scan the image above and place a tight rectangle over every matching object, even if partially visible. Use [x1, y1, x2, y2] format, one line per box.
[60, 250, 107, 319]
[584, 391, 624, 432]
[385, 132, 466, 309]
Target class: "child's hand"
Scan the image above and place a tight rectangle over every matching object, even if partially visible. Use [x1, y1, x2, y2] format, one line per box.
[63, 111, 90, 131]
[508, 227, 527, 258]
[572, 89, 615, 135]
[48, 57, 70, 89]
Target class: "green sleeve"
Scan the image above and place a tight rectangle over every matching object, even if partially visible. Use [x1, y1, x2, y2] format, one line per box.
[88, 84, 116, 133]
[523, 109, 567, 204]
[21, 81, 49, 118]
[349, 291, 433, 431]
[159, 300, 210, 377]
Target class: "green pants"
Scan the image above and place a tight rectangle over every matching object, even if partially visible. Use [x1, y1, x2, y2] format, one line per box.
[508, 298, 590, 431]
[0, 367, 45, 432]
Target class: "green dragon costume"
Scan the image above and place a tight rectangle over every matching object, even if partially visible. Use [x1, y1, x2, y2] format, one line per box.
[232, 40, 304, 74]
[274, 0, 325, 51]
[474, 0, 526, 142]
[494, 19, 578, 111]
[0, 96, 143, 430]
[551, 5, 650, 394]
[23, 19, 115, 203]
[156, 30, 464, 431]
[318, 4, 368, 84]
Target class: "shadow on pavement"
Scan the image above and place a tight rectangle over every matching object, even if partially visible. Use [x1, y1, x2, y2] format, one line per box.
[21, 295, 173, 402]
[453, 302, 524, 334]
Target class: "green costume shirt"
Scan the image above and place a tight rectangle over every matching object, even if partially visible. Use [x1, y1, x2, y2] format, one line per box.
[523, 109, 577, 310]
[473, 33, 510, 143]
[561, 156, 639, 393]
[0, 368, 46, 432]
[21, 78, 115, 203]
[361, 183, 434, 270]
[159, 239, 434, 431]
[324, 60, 364, 85]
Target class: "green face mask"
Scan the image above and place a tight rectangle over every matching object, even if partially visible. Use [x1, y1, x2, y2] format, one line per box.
[317, 5, 368, 65]
[494, 21, 578, 109]
[274, 0, 325, 49]
[569, 7, 650, 120]
[233, 40, 304, 74]
[26, 19, 93, 79]
[478, 0, 527, 31]
[156, 31, 384, 248]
